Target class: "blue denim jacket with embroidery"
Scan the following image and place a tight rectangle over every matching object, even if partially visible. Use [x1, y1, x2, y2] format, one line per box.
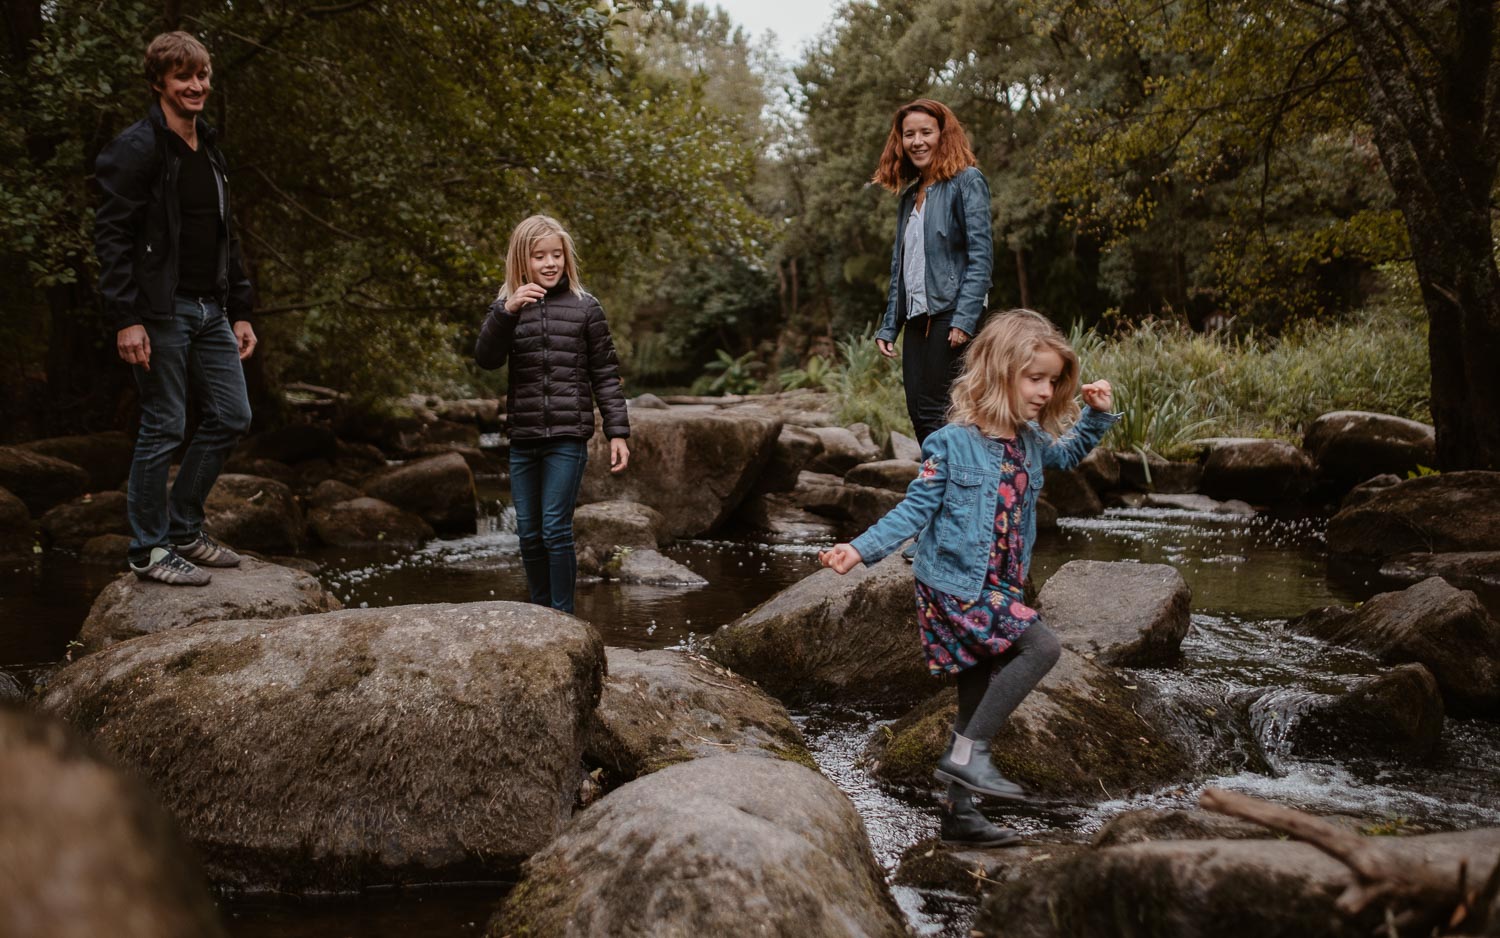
[849, 408, 1120, 601]
[879, 165, 994, 342]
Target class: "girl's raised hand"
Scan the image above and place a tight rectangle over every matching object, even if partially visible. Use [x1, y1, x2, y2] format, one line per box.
[817, 544, 862, 575]
[1081, 380, 1113, 412]
[504, 283, 547, 313]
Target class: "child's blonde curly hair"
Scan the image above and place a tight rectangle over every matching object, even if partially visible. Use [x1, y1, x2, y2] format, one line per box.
[948, 309, 1080, 436]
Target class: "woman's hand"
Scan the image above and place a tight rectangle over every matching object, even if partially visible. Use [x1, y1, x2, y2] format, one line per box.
[818, 544, 863, 574]
[504, 283, 546, 313]
[948, 327, 970, 349]
[875, 338, 898, 359]
[609, 438, 630, 473]
[1081, 380, 1113, 412]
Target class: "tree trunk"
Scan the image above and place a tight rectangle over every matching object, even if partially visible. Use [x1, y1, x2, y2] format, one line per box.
[1015, 247, 1031, 309]
[1345, 0, 1500, 470]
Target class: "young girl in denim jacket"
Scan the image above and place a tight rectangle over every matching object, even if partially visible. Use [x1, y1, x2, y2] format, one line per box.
[820, 309, 1117, 847]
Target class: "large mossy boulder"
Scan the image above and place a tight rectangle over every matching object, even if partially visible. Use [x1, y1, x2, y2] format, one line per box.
[972, 828, 1500, 938]
[307, 496, 434, 548]
[0, 445, 90, 515]
[491, 753, 906, 938]
[0, 707, 226, 938]
[42, 602, 605, 893]
[1290, 577, 1500, 716]
[20, 431, 135, 492]
[1038, 560, 1191, 666]
[580, 408, 782, 538]
[38, 491, 129, 549]
[1304, 410, 1436, 489]
[76, 557, 342, 656]
[705, 554, 933, 706]
[203, 474, 304, 553]
[1327, 471, 1500, 562]
[587, 648, 812, 782]
[360, 451, 477, 533]
[1200, 438, 1314, 503]
[865, 647, 1191, 799]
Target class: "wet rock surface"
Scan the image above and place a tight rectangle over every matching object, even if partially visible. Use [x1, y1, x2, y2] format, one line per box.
[1090, 808, 1274, 847]
[0, 486, 35, 559]
[587, 648, 811, 782]
[1041, 469, 1103, 517]
[1327, 471, 1500, 561]
[1200, 438, 1314, 503]
[1281, 663, 1445, 764]
[1291, 577, 1500, 716]
[76, 557, 342, 655]
[492, 753, 906, 938]
[603, 548, 707, 586]
[865, 646, 1191, 799]
[38, 491, 129, 549]
[844, 458, 919, 493]
[360, 452, 477, 533]
[1380, 551, 1500, 591]
[1304, 410, 1435, 489]
[1038, 560, 1192, 667]
[0, 707, 226, 938]
[705, 554, 933, 706]
[573, 500, 666, 571]
[43, 602, 604, 892]
[0, 445, 90, 515]
[203, 474, 304, 553]
[972, 828, 1500, 938]
[731, 492, 839, 542]
[20, 431, 135, 493]
[580, 408, 782, 538]
[308, 496, 434, 548]
[1115, 452, 1202, 494]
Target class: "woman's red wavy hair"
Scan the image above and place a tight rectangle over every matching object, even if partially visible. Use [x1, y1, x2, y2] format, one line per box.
[871, 98, 977, 193]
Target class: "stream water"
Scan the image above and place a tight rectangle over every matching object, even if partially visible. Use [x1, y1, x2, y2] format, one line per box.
[3, 495, 1498, 936]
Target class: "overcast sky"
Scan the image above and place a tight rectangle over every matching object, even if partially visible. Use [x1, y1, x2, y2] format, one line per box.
[709, 0, 842, 64]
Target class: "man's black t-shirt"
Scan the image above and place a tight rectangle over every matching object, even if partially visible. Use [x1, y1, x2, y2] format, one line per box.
[172, 133, 221, 296]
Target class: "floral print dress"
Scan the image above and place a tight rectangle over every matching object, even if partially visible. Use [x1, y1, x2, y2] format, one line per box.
[916, 436, 1039, 675]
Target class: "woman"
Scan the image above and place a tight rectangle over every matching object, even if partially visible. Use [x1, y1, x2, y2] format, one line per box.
[872, 98, 994, 444]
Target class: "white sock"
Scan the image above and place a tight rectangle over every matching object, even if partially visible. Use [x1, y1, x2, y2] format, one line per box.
[950, 733, 974, 766]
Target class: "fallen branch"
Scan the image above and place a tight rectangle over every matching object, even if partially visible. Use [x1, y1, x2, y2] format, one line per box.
[1199, 787, 1500, 935]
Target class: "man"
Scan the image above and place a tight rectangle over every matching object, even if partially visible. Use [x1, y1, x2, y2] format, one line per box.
[94, 31, 257, 585]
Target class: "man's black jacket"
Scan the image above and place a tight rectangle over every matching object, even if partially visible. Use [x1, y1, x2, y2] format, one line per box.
[94, 101, 254, 331]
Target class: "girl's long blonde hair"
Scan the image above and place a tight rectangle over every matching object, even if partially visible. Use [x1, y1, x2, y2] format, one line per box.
[499, 214, 583, 300]
[948, 309, 1081, 436]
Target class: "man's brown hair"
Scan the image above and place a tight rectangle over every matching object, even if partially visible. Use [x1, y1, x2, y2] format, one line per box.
[871, 98, 978, 193]
[143, 31, 211, 91]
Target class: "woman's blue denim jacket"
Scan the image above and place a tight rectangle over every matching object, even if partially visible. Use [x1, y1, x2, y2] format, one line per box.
[850, 408, 1120, 602]
[879, 166, 994, 342]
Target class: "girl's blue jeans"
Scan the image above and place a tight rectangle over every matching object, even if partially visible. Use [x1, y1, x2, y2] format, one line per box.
[126, 296, 252, 564]
[508, 436, 589, 614]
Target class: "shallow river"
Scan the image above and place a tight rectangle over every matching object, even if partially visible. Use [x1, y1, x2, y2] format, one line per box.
[3, 498, 1498, 936]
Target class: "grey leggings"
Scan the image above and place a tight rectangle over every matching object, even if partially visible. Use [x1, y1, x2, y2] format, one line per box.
[953, 621, 1062, 742]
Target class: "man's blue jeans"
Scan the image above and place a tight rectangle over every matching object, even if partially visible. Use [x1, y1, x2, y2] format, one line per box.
[126, 296, 252, 563]
[508, 437, 589, 614]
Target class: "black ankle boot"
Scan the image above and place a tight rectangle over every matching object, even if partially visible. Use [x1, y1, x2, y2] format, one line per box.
[940, 798, 1022, 847]
[934, 734, 1030, 800]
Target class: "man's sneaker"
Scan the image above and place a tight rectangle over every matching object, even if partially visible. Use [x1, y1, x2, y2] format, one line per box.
[130, 547, 212, 586]
[174, 532, 242, 568]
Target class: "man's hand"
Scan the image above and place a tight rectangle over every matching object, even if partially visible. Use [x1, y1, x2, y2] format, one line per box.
[875, 338, 898, 359]
[818, 543, 863, 575]
[504, 283, 546, 313]
[1081, 380, 1113, 412]
[948, 327, 970, 349]
[233, 321, 258, 361]
[610, 438, 630, 473]
[117, 325, 151, 371]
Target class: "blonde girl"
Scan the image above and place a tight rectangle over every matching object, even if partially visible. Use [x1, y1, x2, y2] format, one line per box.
[475, 215, 630, 614]
[820, 310, 1116, 846]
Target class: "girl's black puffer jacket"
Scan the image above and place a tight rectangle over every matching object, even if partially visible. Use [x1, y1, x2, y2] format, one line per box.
[474, 280, 630, 441]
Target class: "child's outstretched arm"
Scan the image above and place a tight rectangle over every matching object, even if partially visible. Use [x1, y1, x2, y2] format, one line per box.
[1041, 381, 1119, 469]
[820, 431, 952, 572]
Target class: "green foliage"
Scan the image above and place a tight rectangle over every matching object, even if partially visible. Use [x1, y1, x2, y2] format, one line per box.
[691, 348, 762, 395]
[777, 354, 837, 392]
[1073, 272, 1430, 456]
[831, 325, 910, 444]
